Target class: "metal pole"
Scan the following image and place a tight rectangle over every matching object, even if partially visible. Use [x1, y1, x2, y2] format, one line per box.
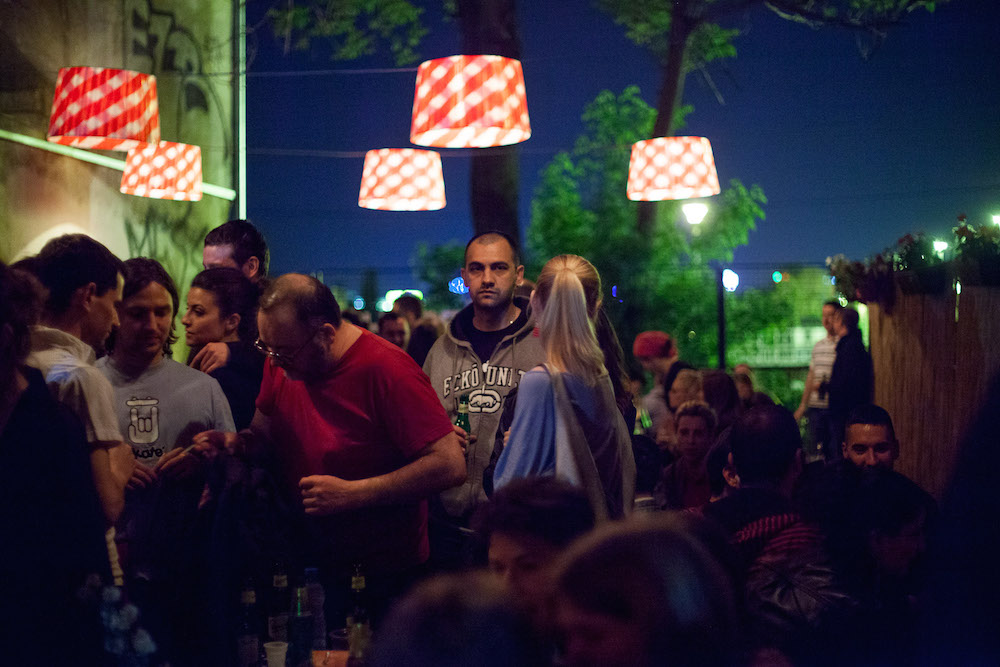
[234, 0, 247, 217]
[716, 265, 726, 369]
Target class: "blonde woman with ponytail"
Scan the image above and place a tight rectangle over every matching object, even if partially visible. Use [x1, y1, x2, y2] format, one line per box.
[494, 255, 635, 518]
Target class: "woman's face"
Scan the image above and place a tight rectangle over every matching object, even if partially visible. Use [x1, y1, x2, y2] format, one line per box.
[669, 377, 694, 410]
[181, 287, 232, 347]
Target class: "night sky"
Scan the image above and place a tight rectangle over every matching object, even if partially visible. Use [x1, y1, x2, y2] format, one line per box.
[245, 1, 1000, 294]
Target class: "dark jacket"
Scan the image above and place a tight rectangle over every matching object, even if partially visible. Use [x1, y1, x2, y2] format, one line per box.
[827, 330, 872, 417]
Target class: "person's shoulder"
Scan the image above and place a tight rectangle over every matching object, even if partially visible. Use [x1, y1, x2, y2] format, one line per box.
[518, 367, 553, 393]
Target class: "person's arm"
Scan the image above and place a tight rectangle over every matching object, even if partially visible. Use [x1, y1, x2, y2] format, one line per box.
[299, 430, 466, 515]
[794, 368, 816, 421]
[189, 342, 232, 374]
[494, 369, 556, 489]
[89, 441, 135, 526]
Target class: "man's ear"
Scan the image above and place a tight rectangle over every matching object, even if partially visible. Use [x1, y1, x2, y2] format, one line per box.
[723, 452, 740, 489]
[75, 282, 98, 311]
[224, 312, 241, 338]
[516, 264, 525, 285]
[242, 256, 260, 279]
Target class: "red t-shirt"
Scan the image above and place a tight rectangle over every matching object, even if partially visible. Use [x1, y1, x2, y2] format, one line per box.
[256, 328, 453, 572]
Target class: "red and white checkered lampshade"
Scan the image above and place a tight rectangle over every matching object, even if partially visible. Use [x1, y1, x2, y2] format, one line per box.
[358, 149, 445, 211]
[627, 136, 721, 201]
[410, 55, 530, 148]
[120, 141, 202, 201]
[47, 66, 160, 151]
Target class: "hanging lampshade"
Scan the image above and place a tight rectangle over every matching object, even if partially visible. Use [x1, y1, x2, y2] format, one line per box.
[358, 148, 445, 211]
[626, 136, 721, 201]
[120, 141, 202, 201]
[47, 66, 160, 151]
[410, 55, 530, 148]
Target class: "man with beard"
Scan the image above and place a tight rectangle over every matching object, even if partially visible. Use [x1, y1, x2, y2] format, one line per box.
[422, 232, 545, 568]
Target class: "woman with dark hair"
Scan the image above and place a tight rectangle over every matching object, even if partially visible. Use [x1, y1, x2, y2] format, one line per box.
[182, 267, 262, 429]
[701, 370, 743, 435]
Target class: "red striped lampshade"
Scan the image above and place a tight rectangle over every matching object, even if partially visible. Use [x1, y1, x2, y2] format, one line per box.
[47, 66, 160, 151]
[626, 136, 721, 201]
[120, 141, 202, 201]
[358, 149, 445, 211]
[410, 55, 530, 148]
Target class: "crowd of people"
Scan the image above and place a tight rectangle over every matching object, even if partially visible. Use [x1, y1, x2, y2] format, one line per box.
[0, 221, 996, 665]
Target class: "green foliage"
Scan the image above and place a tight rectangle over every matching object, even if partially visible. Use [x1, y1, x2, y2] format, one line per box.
[414, 241, 466, 312]
[268, 0, 429, 65]
[527, 87, 770, 367]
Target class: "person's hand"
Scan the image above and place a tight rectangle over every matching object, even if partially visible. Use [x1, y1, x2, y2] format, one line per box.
[793, 406, 806, 422]
[126, 462, 157, 492]
[156, 445, 206, 481]
[192, 430, 241, 456]
[189, 342, 231, 374]
[502, 428, 511, 446]
[452, 423, 476, 454]
[299, 475, 362, 515]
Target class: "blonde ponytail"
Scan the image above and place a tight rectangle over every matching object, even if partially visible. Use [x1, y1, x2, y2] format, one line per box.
[534, 255, 606, 382]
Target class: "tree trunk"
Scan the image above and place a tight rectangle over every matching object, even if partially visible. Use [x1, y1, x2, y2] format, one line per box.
[637, 1, 695, 238]
[457, 0, 522, 245]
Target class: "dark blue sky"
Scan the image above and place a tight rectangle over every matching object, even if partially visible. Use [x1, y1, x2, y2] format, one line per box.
[246, 1, 1000, 293]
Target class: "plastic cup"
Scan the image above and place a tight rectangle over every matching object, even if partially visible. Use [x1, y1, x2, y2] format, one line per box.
[263, 641, 288, 667]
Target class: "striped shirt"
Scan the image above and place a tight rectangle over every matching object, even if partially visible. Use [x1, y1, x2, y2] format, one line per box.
[807, 335, 837, 408]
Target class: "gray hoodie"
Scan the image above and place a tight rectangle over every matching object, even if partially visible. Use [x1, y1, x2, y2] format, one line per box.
[423, 296, 545, 519]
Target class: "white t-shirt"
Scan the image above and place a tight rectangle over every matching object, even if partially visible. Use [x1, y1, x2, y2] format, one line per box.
[807, 335, 838, 409]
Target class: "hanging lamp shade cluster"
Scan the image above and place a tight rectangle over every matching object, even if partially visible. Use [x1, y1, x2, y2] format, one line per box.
[47, 66, 160, 151]
[410, 55, 531, 148]
[120, 141, 202, 201]
[627, 136, 720, 201]
[358, 148, 445, 211]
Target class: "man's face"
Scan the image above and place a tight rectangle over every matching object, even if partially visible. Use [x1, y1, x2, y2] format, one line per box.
[378, 318, 408, 348]
[116, 282, 174, 362]
[677, 415, 712, 462]
[202, 243, 240, 271]
[870, 511, 927, 579]
[842, 423, 898, 469]
[821, 305, 837, 336]
[833, 310, 848, 337]
[461, 239, 523, 314]
[83, 273, 124, 352]
[257, 306, 327, 383]
[488, 531, 561, 621]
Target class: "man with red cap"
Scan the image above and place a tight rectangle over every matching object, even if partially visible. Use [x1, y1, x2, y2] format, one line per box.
[632, 331, 688, 438]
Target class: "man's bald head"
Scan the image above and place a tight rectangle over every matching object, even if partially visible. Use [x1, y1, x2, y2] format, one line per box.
[464, 231, 520, 266]
[260, 273, 341, 329]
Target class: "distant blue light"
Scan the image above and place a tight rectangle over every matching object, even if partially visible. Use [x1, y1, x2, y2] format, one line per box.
[772, 271, 783, 283]
[449, 276, 469, 295]
[353, 297, 365, 310]
[611, 285, 618, 297]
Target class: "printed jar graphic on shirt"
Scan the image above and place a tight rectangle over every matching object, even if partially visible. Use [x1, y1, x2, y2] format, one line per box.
[126, 396, 164, 461]
[440, 362, 525, 413]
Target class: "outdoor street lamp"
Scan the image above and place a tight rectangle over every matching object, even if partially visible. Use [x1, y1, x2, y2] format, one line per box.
[682, 202, 709, 225]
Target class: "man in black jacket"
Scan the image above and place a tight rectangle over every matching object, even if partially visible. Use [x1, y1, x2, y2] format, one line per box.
[824, 307, 873, 453]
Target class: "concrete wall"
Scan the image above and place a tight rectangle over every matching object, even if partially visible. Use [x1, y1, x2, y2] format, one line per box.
[0, 0, 234, 300]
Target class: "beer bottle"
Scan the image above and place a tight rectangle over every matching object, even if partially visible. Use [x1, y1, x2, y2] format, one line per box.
[304, 567, 327, 649]
[267, 560, 290, 642]
[288, 580, 313, 667]
[235, 580, 261, 667]
[454, 393, 471, 433]
[346, 564, 371, 667]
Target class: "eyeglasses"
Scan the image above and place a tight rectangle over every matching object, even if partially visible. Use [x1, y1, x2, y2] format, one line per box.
[254, 327, 321, 365]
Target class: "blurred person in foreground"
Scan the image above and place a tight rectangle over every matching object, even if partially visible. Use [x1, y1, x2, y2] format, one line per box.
[494, 254, 635, 519]
[472, 477, 595, 631]
[552, 515, 743, 667]
[370, 571, 547, 667]
[0, 261, 108, 664]
[702, 405, 854, 664]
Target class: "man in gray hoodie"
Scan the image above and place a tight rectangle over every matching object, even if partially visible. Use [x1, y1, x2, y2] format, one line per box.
[423, 232, 545, 567]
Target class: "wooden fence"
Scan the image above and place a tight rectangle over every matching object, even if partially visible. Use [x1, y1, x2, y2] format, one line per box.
[868, 284, 1000, 499]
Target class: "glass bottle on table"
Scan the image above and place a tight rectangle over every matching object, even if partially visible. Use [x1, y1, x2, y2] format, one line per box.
[267, 559, 290, 643]
[304, 567, 327, 650]
[288, 579, 313, 667]
[346, 564, 371, 667]
[236, 579, 262, 667]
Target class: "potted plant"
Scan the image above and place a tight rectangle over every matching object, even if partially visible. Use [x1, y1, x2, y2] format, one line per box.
[827, 253, 894, 308]
[954, 215, 1000, 286]
[892, 233, 949, 294]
